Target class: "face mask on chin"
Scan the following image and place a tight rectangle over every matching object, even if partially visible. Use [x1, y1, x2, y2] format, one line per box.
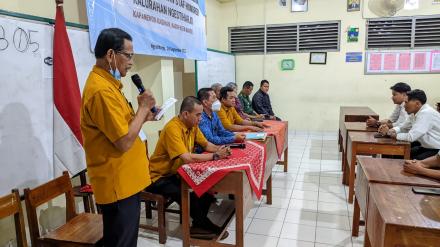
[211, 100, 221, 112]
[109, 51, 122, 80]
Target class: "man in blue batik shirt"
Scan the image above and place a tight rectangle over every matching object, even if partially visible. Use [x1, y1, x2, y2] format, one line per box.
[197, 88, 246, 146]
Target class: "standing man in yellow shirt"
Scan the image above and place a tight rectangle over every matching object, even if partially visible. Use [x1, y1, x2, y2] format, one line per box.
[217, 87, 267, 132]
[147, 96, 231, 240]
[81, 28, 156, 246]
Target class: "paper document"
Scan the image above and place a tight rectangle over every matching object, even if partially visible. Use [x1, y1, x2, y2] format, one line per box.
[431, 52, 440, 71]
[138, 129, 147, 141]
[155, 98, 178, 120]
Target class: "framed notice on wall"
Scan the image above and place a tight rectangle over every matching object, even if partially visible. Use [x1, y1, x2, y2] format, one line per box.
[365, 50, 440, 74]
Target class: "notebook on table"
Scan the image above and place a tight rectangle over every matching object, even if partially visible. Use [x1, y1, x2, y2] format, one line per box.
[245, 132, 267, 140]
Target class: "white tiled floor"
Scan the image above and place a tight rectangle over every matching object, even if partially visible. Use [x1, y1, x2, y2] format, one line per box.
[138, 131, 365, 246]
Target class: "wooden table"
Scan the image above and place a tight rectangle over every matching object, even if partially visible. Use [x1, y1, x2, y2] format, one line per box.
[338, 107, 379, 152]
[259, 136, 279, 205]
[181, 136, 279, 247]
[345, 132, 411, 203]
[352, 157, 440, 238]
[365, 183, 440, 247]
[340, 122, 377, 185]
[276, 122, 289, 173]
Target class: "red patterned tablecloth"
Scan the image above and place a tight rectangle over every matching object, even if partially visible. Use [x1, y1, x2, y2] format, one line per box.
[263, 120, 288, 158]
[177, 141, 266, 199]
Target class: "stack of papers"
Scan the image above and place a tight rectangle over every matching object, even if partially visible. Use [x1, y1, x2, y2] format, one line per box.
[155, 98, 177, 120]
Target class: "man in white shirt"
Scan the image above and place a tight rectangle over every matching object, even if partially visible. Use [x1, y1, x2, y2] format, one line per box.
[403, 151, 440, 181]
[367, 82, 411, 128]
[379, 89, 440, 160]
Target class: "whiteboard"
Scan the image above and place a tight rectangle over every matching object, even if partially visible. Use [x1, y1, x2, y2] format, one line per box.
[0, 15, 95, 195]
[196, 50, 235, 90]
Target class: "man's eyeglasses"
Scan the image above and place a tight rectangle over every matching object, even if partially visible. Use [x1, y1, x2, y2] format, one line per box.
[117, 51, 134, 60]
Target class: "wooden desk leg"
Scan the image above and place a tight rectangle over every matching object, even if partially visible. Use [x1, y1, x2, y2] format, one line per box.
[235, 177, 244, 247]
[404, 146, 411, 160]
[338, 130, 342, 152]
[341, 148, 347, 185]
[364, 229, 371, 247]
[348, 148, 356, 204]
[277, 148, 288, 173]
[352, 196, 360, 237]
[181, 181, 190, 247]
[283, 147, 288, 172]
[341, 147, 345, 173]
[266, 175, 272, 205]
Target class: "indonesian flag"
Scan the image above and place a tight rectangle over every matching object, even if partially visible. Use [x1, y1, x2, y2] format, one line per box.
[53, 4, 86, 176]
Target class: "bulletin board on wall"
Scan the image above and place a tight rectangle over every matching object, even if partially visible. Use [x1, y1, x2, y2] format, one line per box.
[365, 49, 440, 74]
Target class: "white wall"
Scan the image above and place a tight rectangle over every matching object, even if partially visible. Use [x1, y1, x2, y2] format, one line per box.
[214, 0, 440, 131]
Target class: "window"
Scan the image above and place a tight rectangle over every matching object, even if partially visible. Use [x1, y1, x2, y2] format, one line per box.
[366, 15, 440, 49]
[229, 20, 340, 54]
[298, 22, 340, 51]
[414, 16, 440, 48]
[266, 24, 298, 53]
[229, 26, 265, 54]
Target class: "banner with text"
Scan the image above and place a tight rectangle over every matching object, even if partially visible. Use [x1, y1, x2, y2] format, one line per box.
[86, 0, 207, 60]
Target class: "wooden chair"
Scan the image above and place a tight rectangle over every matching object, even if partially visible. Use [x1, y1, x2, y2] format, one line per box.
[72, 170, 96, 213]
[144, 133, 181, 220]
[24, 171, 103, 246]
[139, 191, 167, 244]
[0, 189, 27, 247]
[140, 137, 181, 244]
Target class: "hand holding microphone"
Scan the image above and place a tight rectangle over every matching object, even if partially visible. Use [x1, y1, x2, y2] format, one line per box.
[131, 74, 157, 113]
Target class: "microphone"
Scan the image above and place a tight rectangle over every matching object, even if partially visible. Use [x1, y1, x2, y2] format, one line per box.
[131, 74, 157, 113]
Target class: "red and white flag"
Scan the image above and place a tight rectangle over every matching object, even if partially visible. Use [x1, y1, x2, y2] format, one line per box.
[53, 4, 85, 176]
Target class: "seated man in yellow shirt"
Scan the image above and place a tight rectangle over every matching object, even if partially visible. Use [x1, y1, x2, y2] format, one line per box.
[217, 87, 267, 132]
[147, 96, 231, 240]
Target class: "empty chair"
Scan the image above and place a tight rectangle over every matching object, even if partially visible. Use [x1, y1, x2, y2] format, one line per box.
[0, 189, 27, 247]
[24, 171, 103, 246]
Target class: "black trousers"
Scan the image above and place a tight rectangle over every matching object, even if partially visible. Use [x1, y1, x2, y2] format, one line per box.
[146, 175, 214, 227]
[98, 192, 141, 247]
[411, 145, 439, 160]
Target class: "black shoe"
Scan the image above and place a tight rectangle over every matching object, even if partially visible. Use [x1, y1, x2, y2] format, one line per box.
[204, 219, 223, 234]
[190, 226, 216, 240]
[219, 230, 229, 240]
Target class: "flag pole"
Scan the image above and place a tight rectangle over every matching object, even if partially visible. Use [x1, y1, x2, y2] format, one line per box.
[53, 0, 61, 178]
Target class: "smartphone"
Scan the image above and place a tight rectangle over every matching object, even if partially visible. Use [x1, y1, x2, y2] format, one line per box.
[412, 186, 440, 196]
[374, 133, 390, 138]
[226, 143, 246, 149]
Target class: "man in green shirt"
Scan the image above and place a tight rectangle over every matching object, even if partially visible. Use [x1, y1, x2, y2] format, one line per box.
[238, 81, 264, 120]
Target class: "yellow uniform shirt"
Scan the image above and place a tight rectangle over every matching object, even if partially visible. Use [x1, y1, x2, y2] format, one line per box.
[149, 116, 208, 182]
[80, 66, 151, 204]
[217, 104, 244, 131]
